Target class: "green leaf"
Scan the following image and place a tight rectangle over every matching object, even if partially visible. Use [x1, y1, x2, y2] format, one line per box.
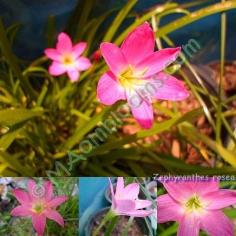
[103, 0, 137, 42]
[0, 108, 44, 127]
[156, 1, 236, 37]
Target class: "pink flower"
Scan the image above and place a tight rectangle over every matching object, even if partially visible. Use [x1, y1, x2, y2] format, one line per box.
[11, 179, 68, 236]
[109, 177, 153, 217]
[157, 179, 236, 236]
[97, 22, 189, 129]
[45, 32, 91, 82]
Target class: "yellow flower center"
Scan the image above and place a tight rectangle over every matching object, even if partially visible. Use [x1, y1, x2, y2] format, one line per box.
[63, 55, 74, 65]
[32, 202, 45, 214]
[118, 65, 147, 90]
[184, 195, 204, 214]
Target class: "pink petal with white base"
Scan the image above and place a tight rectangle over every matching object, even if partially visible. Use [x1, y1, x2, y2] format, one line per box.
[73, 42, 87, 58]
[115, 177, 125, 197]
[129, 97, 153, 129]
[162, 182, 194, 202]
[100, 42, 127, 75]
[157, 194, 183, 223]
[43, 181, 53, 201]
[56, 32, 72, 53]
[97, 71, 126, 105]
[32, 214, 46, 236]
[44, 48, 61, 61]
[76, 57, 91, 71]
[11, 206, 32, 217]
[122, 209, 153, 217]
[136, 47, 181, 78]
[121, 22, 154, 65]
[201, 210, 234, 236]
[67, 70, 79, 82]
[204, 189, 236, 210]
[45, 210, 65, 227]
[48, 196, 68, 208]
[178, 214, 200, 236]
[115, 199, 136, 212]
[135, 200, 152, 209]
[49, 62, 66, 76]
[151, 72, 189, 101]
[12, 189, 30, 204]
[122, 183, 140, 199]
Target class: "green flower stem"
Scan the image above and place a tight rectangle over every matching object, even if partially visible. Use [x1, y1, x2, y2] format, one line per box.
[120, 216, 134, 236]
[104, 216, 119, 236]
[92, 209, 116, 236]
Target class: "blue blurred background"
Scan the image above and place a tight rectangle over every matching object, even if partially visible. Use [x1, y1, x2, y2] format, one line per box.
[79, 177, 110, 236]
[0, 0, 235, 62]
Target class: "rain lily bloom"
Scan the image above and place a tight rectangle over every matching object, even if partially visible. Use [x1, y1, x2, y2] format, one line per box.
[157, 179, 236, 236]
[97, 22, 189, 129]
[11, 179, 68, 236]
[109, 177, 153, 217]
[45, 32, 91, 82]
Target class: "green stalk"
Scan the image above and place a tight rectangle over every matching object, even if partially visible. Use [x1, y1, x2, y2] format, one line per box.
[156, 1, 236, 37]
[120, 216, 134, 236]
[92, 210, 116, 236]
[216, 0, 227, 144]
[104, 216, 119, 236]
[0, 19, 36, 100]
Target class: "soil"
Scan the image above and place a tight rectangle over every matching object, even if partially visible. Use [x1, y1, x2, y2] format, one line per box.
[122, 61, 236, 166]
[90, 210, 147, 236]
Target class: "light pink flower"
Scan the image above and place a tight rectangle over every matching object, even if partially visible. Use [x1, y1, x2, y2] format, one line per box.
[97, 22, 189, 129]
[109, 177, 153, 217]
[45, 32, 91, 82]
[11, 179, 68, 236]
[157, 179, 236, 236]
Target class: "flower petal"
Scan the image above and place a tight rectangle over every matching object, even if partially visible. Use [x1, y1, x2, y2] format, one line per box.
[121, 22, 155, 65]
[12, 189, 30, 204]
[121, 209, 153, 217]
[32, 214, 46, 236]
[157, 194, 183, 223]
[49, 61, 66, 76]
[150, 72, 189, 101]
[115, 199, 136, 213]
[97, 71, 126, 105]
[200, 210, 234, 236]
[48, 196, 68, 208]
[115, 177, 125, 198]
[28, 179, 37, 199]
[135, 199, 152, 209]
[100, 42, 127, 75]
[76, 57, 91, 71]
[122, 183, 139, 200]
[72, 42, 87, 58]
[136, 47, 181, 77]
[67, 70, 80, 82]
[43, 181, 53, 201]
[56, 32, 72, 53]
[127, 91, 153, 129]
[45, 209, 65, 227]
[44, 48, 61, 61]
[11, 205, 32, 217]
[204, 189, 236, 210]
[178, 214, 200, 236]
[161, 182, 194, 202]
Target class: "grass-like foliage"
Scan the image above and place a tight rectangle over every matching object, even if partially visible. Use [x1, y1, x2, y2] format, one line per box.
[0, 0, 236, 176]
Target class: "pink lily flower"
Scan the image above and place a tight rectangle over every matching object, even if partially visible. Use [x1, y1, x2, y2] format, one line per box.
[157, 179, 236, 236]
[109, 177, 153, 217]
[97, 22, 189, 129]
[45, 32, 91, 82]
[11, 179, 68, 236]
